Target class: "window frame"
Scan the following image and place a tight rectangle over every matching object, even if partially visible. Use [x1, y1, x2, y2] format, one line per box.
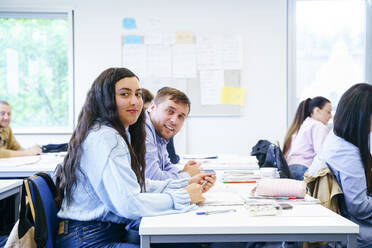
[287, 0, 372, 127]
[0, 9, 75, 134]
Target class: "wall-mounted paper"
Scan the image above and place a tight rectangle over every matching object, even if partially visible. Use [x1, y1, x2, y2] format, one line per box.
[147, 45, 172, 78]
[122, 18, 137, 29]
[162, 33, 176, 45]
[173, 44, 197, 78]
[176, 31, 195, 44]
[124, 35, 143, 44]
[122, 44, 147, 79]
[223, 35, 243, 69]
[145, 32, 163, 44]
[220, 86, 245, 106]
[145, 32, 175, 45]
[197, 35, 223, 70]
[200, 70, 224, 105]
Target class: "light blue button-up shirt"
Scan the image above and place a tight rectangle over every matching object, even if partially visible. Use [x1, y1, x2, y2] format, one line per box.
[318, 131, 372, 247]
[145, 112, 189, 180]
[57, 124, 194, 223]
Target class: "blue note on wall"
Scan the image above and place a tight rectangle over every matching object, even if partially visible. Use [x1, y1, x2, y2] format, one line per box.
[122, 17, 137, 29]
[124, 35, 143, 44]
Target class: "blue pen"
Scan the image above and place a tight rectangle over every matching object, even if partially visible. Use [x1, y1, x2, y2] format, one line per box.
[196, 209, 236, 215]
[205, 156, 218, 159]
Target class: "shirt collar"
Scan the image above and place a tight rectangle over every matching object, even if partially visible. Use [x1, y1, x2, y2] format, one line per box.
[145, 111, 169, 145]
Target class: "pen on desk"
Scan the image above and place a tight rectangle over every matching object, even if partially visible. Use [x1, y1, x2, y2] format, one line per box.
[204, 156, 218, 159]
[223, 181, 256, 184]
[196, 209, 236, 215]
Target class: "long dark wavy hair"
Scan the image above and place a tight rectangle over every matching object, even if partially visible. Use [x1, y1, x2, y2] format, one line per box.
[55, 68, 146, 206]
[333, 83, 372, 194]
[283, 96, 330, 155]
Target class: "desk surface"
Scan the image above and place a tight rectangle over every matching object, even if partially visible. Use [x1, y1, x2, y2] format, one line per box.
[0, 154, 64, 178]
[140, 171, 359, 247]
[180, 155, 259, 171]
[140, 204, 358, 235]
[0, 179, 23, 195]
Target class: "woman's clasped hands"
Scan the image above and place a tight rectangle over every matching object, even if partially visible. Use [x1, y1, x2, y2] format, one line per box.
[185, 173, 216, 204]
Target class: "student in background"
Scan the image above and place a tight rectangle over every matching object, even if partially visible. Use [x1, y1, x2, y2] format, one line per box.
[313, 83, 372, 248]
[0, 100, 42, 158]
[283, 97, 332, 180]
[145, 87, 201, 180]
[142, 88, 181, 165]
[55, 68, 215, 247]
[141, 88, 153, 110]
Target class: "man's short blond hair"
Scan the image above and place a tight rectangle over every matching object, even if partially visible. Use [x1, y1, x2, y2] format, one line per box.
[154, 87, 190, 113]
[0, 100, 10, 106]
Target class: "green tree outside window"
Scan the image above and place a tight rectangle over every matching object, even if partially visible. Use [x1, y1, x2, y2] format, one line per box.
[0, 16, 71, 129]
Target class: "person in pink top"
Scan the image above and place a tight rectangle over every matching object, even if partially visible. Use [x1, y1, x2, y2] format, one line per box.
[283, 97, 332, 180]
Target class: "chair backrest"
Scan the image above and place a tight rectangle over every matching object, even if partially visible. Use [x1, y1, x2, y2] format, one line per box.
[25, 173, 60, 248]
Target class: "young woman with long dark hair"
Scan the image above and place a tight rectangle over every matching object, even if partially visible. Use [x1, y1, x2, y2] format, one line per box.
[318, 83, 372, 248]
[283, 97, 332, 180]
[55, 68, 215, 248]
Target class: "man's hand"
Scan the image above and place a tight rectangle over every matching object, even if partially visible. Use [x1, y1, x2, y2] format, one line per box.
[181, 160, 201, 176]
[26, 145, 42, 156]
[184, 183, 205, 204]
[189, 173, 216, 193]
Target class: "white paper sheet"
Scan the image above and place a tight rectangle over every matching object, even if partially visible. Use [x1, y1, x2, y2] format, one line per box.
[147, 45, 172, 78]
[223, 35, 243, 69]
[122, 44, 147, 79]
[199, 70, 224, 105]
[196, 34, 223, 70]
[172, 44, 197, 78]
[0, 156, 41, 167]
[145, 32, 175, 45]
[199, 191, 244, 206]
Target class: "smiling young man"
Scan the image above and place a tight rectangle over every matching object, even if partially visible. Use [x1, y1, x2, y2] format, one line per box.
[0, 100, 42, 158]
[145, 87, 201, 180]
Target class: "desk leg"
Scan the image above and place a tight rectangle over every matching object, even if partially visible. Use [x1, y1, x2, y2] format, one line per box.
[14, 187, 21, 222]
[347, 234, 357, 248]
[140, 235, 150, 248]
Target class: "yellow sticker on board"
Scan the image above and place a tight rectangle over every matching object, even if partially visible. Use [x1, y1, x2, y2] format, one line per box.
[220, 86, 245, 106]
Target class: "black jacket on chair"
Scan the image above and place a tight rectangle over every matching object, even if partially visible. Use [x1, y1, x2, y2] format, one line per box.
[251, 140, 292, 178]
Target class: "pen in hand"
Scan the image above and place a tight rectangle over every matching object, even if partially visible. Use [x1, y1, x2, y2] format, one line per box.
[196, 209, 236, 215]
[201, 180, 208, 188]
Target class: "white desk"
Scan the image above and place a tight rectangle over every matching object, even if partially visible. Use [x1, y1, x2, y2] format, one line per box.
[140, 204, 358, 247]
[0, 179, 23, 221]
[140, 178, 359, 248]
[181, 155, 259, 171]
[0, 154, 64, 178]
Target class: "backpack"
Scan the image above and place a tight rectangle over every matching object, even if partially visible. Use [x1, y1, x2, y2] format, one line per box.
[251, 140, 292, 178]
[5, 172, 60, 248]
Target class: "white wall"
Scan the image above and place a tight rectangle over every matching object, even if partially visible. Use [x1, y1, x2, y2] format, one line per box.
[1, 0, 288, 155]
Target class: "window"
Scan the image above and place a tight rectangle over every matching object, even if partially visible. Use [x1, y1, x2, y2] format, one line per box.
[287, 0, 372, 125]
[0, 11, 74, 133]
